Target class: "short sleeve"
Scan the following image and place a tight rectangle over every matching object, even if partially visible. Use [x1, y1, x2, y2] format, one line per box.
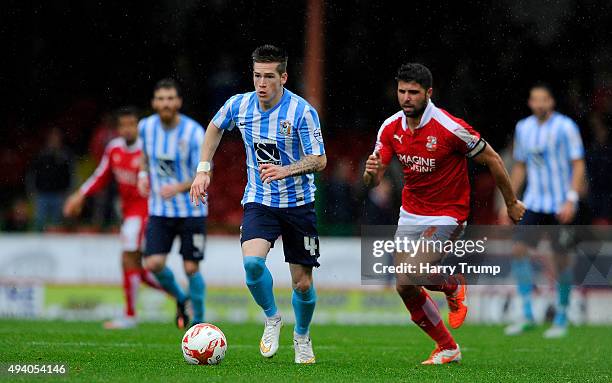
[138, 119, 147, 155]
[449, 117, 485, 158]
[375, 124, 395, 166]
[512, 123, 526, 162]
[298, 106, 325, 155]
[564, 120, 585, 160]
[212, 95, 238, 131]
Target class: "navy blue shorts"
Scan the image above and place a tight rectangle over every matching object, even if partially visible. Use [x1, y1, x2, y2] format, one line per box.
[144, 216, 206, 262]
[513, 210, 568, 251]
[240, 202, 320, 267]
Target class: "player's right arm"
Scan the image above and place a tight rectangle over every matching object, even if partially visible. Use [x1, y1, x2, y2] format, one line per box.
[63, 143, 113, 217]
[363, 151, 387, 187]
[499, 123, 527, 224]
[364, 121, 394, 187]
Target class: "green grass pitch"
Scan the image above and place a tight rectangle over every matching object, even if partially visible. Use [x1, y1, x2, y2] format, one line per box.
[0, 320, 610, 382]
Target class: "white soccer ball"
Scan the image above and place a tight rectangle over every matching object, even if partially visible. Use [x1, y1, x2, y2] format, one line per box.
[181, 323, 227, 365]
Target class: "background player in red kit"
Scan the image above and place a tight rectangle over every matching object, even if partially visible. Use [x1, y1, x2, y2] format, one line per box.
[363, 63, 525, 364]
[64, 107, 162, 329]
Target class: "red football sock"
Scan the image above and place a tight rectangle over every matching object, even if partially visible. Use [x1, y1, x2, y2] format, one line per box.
[402, 287, 457, 350]
[140, 268, 162, 290]
[123, 269, 142, 317]
[424, 274, 459, 296]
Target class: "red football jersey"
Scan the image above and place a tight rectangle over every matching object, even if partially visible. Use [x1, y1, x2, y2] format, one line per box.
[80, 137, 148, 218]
[375, 101, 485, 222]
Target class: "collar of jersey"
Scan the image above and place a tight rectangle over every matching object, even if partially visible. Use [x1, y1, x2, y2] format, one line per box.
[401, 101, 435, 131]
[256, 88, 290, 115]
[157, 114, 184, 131]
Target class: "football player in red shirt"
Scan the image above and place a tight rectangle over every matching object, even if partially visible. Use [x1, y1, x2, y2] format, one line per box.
[364, 63, 525, 364]
[64, 107, 162, 329]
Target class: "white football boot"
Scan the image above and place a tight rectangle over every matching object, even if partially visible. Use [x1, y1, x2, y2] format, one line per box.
[421, 344, 462, 365]
[293, 332, 316, 364]
[260, 315, 282, 358]
[103, 316, 137, 330]
[504, 320, 535, 336]
[543, 325, 568, 339]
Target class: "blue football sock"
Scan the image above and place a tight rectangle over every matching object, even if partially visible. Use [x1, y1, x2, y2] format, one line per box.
[512, 259, 534, 322]
[243, 256, 277, 317]
[292, 285, 317, 336]
[188, 272, 206, 323]
[554, 268, 572, 327]
[155, 266, 187, 303]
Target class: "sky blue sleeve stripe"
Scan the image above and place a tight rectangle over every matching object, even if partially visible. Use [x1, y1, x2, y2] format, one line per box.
[298, 107, 314, 155]
[230, 94, 242, 122]
[139, 120, 147, 149]
[308, 107, 325, 155]
[567, 120, 585, 159]
[212, 95, 237, 130]
[512, 123, 525, 161]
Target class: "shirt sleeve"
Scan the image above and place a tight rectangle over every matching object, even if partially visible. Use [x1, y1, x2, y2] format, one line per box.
[297, 106, 325, 155]
[80, 144, 113, 196]
[138, 119, 147, 156]
[564, 120, 585, 160]
[512, 123, 526, 162]
[448, 116, 485, 158]
[375, 124, 395, 166]
[212, 95, 238, 131]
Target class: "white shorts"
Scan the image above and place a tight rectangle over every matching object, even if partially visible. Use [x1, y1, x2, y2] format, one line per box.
[395, 208, 465, 241]
[120, 215, 147, 252]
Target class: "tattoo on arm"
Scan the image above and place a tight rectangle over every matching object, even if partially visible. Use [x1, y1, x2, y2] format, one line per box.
[286, 155, 325, 177]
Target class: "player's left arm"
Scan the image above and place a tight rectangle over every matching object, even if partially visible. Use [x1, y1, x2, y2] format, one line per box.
[259, 154, 327, 183]
[472, 143, 525, 223]
[557, 121, 586, 224]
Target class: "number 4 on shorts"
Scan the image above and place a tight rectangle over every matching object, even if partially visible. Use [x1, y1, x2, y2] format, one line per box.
[303, 236, 319, 256]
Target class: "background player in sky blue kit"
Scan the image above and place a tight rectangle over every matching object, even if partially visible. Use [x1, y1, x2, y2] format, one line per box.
[137, 79, 208, 329]
[501, 83, 586, 338]
[190, 45, 326, 364]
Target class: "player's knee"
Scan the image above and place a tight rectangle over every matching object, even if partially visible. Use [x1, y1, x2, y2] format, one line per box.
[293, 278, 312, 293]
[243, 256, 265, 281]
[145, 256, 165, 273]
[183, 261, 199, 276]
[512, 243, 529, 258]
[396, 283, 419, 300]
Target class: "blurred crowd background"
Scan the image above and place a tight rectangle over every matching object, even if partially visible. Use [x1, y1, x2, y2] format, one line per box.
[2, 0, 612, 234]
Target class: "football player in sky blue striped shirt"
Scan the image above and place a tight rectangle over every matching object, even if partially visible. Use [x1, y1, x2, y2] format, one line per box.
[503, 83, 586, 338]
[190, 45, 326, 364]
[137, 79, 207, 329]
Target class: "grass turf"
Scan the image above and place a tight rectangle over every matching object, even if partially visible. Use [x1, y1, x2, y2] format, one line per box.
[0, 320, 610, 382]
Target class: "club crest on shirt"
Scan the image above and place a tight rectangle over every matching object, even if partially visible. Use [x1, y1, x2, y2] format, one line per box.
[426, 136, 437, 152]
[178, 139, 188, 154]
[279, 120, 292, 136]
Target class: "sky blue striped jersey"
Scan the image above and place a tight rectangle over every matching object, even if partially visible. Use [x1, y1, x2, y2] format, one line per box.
[139, 113, 207, 217]
[513, 112, 584, 214]
[212, 88, 325, 208]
